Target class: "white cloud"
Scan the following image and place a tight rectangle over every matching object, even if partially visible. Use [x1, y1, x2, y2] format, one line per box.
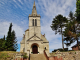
[36, 0, 76, 17]
[0, 22, 9, 36]
[18, 0, 23, 5]
[49, 39, 62, 49]
[0, 21, 24, 41]
[13, 0, 22, 8]
[12, 23, 24, 37]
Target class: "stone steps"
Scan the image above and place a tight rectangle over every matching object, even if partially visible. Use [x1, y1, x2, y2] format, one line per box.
[30, 54, 47, 60]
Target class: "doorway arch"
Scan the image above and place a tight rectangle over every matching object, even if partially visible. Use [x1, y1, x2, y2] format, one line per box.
[31, 43, 39, 54]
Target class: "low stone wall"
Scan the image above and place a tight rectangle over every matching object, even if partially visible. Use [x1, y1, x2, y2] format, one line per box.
[3, 52, 29, 60]
[44, 50, 49, 60]
[49, 56, 63, 60]
[15, 58, 29, 60]
[50, 50, 80, 60]
[44, 50, 63, 60]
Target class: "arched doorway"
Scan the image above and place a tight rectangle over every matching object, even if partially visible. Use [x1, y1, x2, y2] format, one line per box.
[32, 45, 38, 54]
[31, 43, 39, 54]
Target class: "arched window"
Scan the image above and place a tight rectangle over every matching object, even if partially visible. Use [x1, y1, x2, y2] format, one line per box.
[35, 19, 37, 26]
[32, 19, 34, 26]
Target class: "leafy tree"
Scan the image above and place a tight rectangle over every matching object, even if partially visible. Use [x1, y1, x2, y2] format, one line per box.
[76, 0, 80, 23]
[5, 23, 18, 51]
[11, 30, 18, 51]
[63, 20, 76, 47]
[51, 14, 68, 50]
[63, 11, 75, 47]
[69, 11, 75, 21]
[0, 36, 6, 51]
[5, 23, 13, 51]
[64, 11, 80, 50]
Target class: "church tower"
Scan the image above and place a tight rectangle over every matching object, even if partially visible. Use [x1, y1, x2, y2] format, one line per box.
[29, 1, 41, 39]
[20, 1, 49, 57]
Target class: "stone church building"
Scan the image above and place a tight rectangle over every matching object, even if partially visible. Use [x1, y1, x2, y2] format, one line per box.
[20, 1, 49, 56]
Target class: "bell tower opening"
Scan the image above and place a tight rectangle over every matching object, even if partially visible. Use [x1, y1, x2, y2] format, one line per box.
[32, 19, 34, 26]
[35, 19, 37, 26]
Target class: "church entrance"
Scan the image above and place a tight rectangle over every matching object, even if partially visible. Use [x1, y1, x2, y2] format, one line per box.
[32, 45, 38, 54]
[31, 43, 38, 54]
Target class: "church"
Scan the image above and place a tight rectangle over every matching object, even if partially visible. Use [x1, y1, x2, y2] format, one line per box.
[20, 1, 49, 56]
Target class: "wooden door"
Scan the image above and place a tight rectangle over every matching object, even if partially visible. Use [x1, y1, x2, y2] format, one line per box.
[32, 45, 38, 54]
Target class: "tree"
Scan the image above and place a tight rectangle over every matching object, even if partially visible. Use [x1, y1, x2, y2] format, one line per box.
[11, 30, 18, 51]
[69, 11, 75, 21]
[5, 23, 18, 51]
[0, 35, 6, 51]
[63, 20, 76, 47]
[51, 14, 68, 50]
[0, 23, 18, 51]
[5, 23, 13, 51]
[76, 0, 80, 23]
[64, 11, 80, 50]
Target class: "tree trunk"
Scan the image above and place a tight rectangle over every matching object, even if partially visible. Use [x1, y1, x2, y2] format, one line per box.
[77, 38, 79, 50]
[61, 27, 64, 50]
[62, 34, 64, 50]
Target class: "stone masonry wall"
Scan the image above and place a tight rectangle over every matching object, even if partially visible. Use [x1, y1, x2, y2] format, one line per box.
[49, 56, 63, 60]
[50, 50, 80, 60]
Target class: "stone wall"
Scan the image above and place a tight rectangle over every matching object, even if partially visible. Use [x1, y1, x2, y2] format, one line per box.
[50, 50, 80, 60]
[49, 56, 63, 60]
[15, 58, 29, 60]
[3, 52, 29, 60]
[44, 50, 63, 60]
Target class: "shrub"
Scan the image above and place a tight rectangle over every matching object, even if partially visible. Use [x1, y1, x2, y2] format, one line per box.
[0, 53, 10, 59]
[64, 48, 68, 51]
[52, 49, 57, 52]
[75, 52, 76, 54]
[31, 52, 33, 53]
[52, 48, 68, 52]
[23, 53, 28, 59]
[58, 48, 63, 51]
[23, 55, 28, 58]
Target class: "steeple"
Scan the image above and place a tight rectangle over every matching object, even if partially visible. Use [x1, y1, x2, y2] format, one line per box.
[29, 1, 40, 17]
[32, 1, 37, 16]
[33, 0, 35, 7]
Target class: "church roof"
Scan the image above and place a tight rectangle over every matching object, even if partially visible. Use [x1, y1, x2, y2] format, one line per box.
[71, 42, 80, 48]
[41, 34, 49, 42]
[26, 34, 49, 43]
[25, 29, 29, 32]
[20, 39, 25, 44]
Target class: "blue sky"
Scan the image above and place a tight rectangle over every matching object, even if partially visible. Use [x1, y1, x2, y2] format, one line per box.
[0, 0, 76, 52]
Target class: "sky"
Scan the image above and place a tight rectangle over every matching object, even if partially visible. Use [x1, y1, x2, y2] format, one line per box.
[0, 0, 76, 52]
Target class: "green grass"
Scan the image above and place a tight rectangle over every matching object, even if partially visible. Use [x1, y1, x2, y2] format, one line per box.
[0, 53, 10, 59]
[0, 51, 28, 60]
